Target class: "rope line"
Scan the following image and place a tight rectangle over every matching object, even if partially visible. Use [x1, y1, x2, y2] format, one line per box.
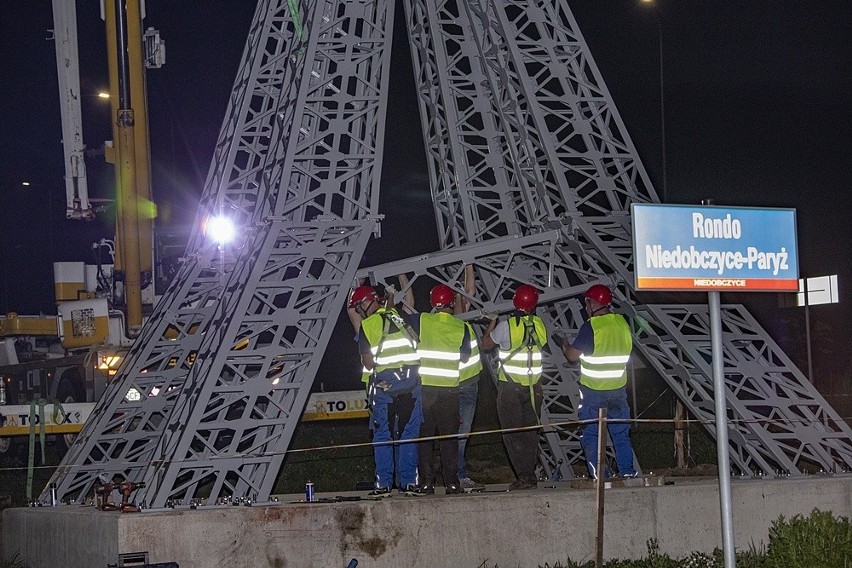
[1, 414, 850, 473]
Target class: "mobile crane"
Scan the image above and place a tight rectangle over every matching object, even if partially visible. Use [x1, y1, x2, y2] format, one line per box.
[0, 0, 163, 452]
[42, 0, 852, 509]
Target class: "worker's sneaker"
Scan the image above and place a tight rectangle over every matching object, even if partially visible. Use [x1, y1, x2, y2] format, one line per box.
[617, 472, 639, 479]
[367, 487, 392, 498]
[403, 484, 433, 496]
[444, 484, 464, 495]
[459, 477, 485, 492]
[508, 479, 537, 491]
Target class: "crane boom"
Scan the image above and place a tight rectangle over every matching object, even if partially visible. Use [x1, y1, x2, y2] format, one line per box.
[52, 0, 92, 221]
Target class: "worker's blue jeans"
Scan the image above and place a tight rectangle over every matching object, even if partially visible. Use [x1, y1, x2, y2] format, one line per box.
[578, 385, 636, 478]
[370, 369, 422, 489]
[456, 377, 479, 479]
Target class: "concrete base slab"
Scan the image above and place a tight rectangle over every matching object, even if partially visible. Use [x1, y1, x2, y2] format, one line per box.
[4, 476, 851, 568]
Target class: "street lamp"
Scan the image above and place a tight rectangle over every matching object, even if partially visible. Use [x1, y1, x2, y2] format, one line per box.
[641, 0, 667, 203]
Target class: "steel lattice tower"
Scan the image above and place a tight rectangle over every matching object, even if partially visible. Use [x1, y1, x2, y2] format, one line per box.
[46, 0, 852, 508]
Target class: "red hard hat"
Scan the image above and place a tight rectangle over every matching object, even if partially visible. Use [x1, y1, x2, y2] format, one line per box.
[430, 284, 455, 308]
[349, 285, 379, 308]
[513, 284, 539, 313]
[584, 284, 612, 307]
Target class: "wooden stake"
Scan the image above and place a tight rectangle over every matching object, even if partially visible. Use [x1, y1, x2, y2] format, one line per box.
[675, 399, 686, 469]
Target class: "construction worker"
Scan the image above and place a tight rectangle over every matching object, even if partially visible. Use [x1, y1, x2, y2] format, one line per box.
[349, 284, 422, 497]
[559, 284, 637, 479]
[481, 284, 547, 490]
[411, 284, 472, 495]
[455, 266, 485, 492]
[457, 318, 484, 491]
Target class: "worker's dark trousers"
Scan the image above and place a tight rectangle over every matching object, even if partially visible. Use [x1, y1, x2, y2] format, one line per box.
[457, 376, 480, 479]
[418, 385, 460, 488]
[497, 380, 543, 483]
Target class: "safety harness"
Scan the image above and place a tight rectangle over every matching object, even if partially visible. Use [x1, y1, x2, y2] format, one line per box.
[366, 309, 420, 416]
[497, 315, 544, 422]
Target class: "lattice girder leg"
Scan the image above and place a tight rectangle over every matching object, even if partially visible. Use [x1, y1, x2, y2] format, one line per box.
[45, 0, 396, 506]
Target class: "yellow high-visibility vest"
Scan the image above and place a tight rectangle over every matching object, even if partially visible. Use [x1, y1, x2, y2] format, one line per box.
[579, 313, 632, 390]
[418, 312, 465, 387]
[460, 321, 483, 382]
[360, 307, 419, 375]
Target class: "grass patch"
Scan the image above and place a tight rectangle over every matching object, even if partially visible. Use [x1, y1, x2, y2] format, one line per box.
[526, 510, 851, 566]
[630, 422, 717, 472]
[0, 440, 65, 508]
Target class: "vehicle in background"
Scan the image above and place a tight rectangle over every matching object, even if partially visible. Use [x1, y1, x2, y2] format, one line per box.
[0, 0, 168, 456]
[0, 293, 125, 454]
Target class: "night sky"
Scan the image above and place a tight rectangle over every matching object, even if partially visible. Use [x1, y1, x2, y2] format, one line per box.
[1, 2, 850, 391]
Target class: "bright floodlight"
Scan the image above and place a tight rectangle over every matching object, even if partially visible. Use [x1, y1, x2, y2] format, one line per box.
[205, 215, 236, 244]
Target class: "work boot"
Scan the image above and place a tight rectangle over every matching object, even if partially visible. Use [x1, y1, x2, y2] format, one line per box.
[459, 477, 485, 492]
[444, 484, 464, 495]
[367, 487, 392, 498]
[403, 484, 433, 496]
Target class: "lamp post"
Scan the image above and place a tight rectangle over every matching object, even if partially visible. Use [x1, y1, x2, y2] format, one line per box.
[641, 0, 667, 203]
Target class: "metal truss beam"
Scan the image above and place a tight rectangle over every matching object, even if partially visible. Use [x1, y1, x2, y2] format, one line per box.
[47, 0, 395, 506]
[401, 0, 852, 480]
[632, 303, 852, 474]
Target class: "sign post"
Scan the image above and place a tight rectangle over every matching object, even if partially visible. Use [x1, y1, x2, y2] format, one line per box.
[632, 203, 799, 568]
[707, 289, 735, 567]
